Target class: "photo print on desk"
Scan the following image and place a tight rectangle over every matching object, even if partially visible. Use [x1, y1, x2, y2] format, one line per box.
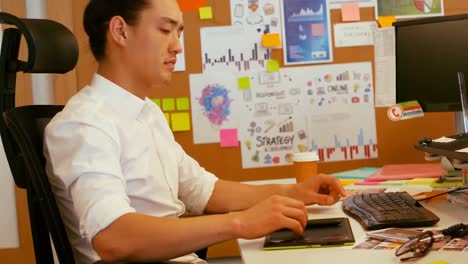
[280, 0, 333, 65]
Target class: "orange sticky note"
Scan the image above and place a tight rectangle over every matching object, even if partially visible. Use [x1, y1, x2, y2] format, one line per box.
[378, 16, 396, 28]
[261, 33, 281, 48]
[341, 3, 360, 22]
[176, 0, 207, 12]
[199, 6, 213, 20]
[220, 128, 239, 147]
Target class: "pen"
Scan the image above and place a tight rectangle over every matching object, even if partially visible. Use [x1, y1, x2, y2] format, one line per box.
[307, 219, 342, 227]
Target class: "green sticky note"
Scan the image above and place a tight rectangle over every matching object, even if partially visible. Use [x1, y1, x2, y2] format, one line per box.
[267, 60, 280, 72]
[162, 98, 176, 111]
[151, 98, 161, 108]
[171, 112, 191, 132]
[176, 97, 190, 111]
[199, 6, 213, 20]
[238, 76, 251, 90]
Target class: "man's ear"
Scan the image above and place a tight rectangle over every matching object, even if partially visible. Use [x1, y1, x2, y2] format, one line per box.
[108, 16, 128, 46]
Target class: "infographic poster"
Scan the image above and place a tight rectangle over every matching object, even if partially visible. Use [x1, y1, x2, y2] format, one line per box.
[280, 0, 333, 65]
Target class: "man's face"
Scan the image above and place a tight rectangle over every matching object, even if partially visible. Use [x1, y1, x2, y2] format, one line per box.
[124, 0, 183, 87]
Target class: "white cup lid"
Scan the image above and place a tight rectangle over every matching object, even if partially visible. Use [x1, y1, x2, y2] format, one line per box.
[292, 151, 319, 162]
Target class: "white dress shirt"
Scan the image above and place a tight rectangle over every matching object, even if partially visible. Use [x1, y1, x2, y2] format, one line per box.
[44, 74, 218, 263]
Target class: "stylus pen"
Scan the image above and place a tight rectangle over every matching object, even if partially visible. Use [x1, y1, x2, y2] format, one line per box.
[419, 233, 444, 243]
[308, 220, 342, 227]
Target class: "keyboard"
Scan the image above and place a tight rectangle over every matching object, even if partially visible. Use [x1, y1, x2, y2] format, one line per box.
[342, 192, 440, 230]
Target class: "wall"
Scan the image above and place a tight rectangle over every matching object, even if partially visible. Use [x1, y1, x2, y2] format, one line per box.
[0, 0, 466, 262]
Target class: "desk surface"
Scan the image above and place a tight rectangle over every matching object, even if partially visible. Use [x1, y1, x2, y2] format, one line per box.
[238, 179, 468, 264]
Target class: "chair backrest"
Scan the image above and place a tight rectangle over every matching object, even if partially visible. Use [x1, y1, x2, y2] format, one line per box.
[3, 105, 75, 264]
[0, 12, 78, 264]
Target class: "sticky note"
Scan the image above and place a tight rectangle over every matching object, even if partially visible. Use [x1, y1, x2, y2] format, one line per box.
[151, 98, 161, 108]
[378, 16, 396, 28]
[176, 97, 190, 111]
[341, 3, 360, 22]
[238, 76, 251, 90]
[220, 128, 239, 147]
[162, 98, 176, 111]
[267, 60, 280, 72]
[176, 0, 206, 12]
[171, 112, 191, 132]
[261, 33, 281, 48]
[311, 23, 325, 36]
[199, 6, 213, 20]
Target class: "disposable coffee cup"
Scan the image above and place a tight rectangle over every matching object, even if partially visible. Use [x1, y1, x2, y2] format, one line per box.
[293, 151, 319, 183]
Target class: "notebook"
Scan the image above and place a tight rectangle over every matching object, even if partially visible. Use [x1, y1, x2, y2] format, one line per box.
[365, 163, 445, 181]
[263, 217, 355, 250]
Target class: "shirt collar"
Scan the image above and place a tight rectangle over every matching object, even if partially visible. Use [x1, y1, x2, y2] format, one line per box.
[90, 74, 146, 120]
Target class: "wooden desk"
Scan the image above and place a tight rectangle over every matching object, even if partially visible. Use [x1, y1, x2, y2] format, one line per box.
[238, 180, 468, 264]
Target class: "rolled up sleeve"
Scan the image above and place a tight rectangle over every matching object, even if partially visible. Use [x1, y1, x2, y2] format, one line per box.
[46, 113, 135, 243]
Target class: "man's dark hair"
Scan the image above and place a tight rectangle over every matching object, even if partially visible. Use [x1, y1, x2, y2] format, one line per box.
[83, 0, 152, 61]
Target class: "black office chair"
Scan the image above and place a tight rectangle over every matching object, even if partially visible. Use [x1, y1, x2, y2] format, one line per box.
[0, 12, 78, 264]
[0, 12, 208, 264]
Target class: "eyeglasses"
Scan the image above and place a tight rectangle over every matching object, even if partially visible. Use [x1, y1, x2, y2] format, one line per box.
[395, 231, 434, 261]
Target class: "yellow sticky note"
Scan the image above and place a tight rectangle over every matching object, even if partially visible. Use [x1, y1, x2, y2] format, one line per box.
[171, 112, 191, 132]
[341, 3, 360, 22]
[267, 60, 280, 72]
[199, 6, 213, 20]
[162, 98, 176, 111]
[164, 113, 171, 126]
[176, 97, 190, 111]
[378, 16, 396, 28]
[261, 33, 281, 48]
[151, 98, 161, 108]
[238, 76, 251, 90]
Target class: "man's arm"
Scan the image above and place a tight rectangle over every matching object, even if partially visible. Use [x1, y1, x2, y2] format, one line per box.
[92, 194, 308, 262]
[205, 174, 346, 214]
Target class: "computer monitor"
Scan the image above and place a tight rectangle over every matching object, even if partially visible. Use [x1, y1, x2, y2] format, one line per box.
[394, 14, 468, 113]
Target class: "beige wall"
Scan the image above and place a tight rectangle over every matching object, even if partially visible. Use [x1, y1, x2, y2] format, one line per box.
[0, 0, 466, 262]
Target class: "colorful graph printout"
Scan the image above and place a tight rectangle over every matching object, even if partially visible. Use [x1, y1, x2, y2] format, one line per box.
[280, 0, 333, 65]
[200, 26, 272, 72]
[190, 62, 378, 168]
[240, 62, 377, 168]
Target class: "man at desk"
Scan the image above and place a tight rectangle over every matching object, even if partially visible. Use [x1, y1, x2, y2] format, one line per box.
[43, 0, 346, 263]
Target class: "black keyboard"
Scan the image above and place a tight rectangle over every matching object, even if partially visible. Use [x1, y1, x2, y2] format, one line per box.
[342, 192, 440, 230]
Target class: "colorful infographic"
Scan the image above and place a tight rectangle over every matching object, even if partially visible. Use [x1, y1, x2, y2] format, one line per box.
[280, 0, 333, 65]
[190, 62, 378, 168]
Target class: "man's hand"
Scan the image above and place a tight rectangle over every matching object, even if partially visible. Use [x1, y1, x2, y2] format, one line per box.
[291, 174, 346, 206]
[230, 195, 308, 239]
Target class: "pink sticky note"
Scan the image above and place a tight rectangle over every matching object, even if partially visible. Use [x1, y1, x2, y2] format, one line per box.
[220, 128, 239, 147]
[341, 3, 360, 22]
[311, 23, 324, 37]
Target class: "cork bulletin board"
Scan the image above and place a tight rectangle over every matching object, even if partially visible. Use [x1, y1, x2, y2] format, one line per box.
[159, 0, 465, 183]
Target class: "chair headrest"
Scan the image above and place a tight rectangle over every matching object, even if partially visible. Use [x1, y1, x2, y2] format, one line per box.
[0, 12, 78, 73]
